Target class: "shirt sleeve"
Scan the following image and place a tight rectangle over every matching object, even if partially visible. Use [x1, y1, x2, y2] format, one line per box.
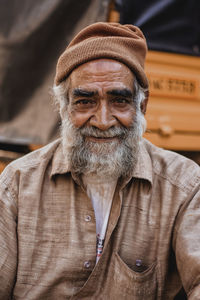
[0, 169, 18, 299]
[173, 186, 200, 299]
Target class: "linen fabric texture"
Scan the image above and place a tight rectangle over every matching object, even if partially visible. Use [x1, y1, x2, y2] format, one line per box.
[54, 22, 149, 89]
[0, 139, 200, 299]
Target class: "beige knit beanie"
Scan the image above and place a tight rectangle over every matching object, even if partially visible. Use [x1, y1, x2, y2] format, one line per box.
[55, 22, 148, 89]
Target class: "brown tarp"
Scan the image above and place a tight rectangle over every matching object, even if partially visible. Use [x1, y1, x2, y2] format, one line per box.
[0, 0, 110, 145]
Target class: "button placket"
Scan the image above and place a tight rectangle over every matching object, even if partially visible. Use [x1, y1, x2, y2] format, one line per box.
[85, 215, 91, 222]
[84, 261, 91, 269]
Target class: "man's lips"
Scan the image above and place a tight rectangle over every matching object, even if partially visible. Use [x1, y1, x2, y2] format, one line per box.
[86, 136, 118, 143]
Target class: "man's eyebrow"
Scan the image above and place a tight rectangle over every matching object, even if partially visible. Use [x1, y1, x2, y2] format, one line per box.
[107, 88, 133, 98]
[72, 88, 97, 97]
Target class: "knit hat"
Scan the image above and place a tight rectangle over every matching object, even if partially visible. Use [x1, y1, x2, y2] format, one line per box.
[55, 22, 148, 89]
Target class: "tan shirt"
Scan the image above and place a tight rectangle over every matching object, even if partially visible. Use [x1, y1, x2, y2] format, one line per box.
[0, 138, 200, 300]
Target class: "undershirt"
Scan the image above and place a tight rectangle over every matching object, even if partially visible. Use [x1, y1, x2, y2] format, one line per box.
[82, 174, 117, 263]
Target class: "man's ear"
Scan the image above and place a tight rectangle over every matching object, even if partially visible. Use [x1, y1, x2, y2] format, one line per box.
[140, 90, 149, 114]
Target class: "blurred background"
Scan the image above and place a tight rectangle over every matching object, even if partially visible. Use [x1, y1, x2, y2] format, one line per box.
[0, 0, 200, 173]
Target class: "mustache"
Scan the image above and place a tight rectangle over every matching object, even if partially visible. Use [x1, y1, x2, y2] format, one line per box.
[77, 125, 130, 139]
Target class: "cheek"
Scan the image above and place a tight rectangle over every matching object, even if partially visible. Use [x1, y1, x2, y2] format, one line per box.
[115, 109, 136, 128]
[69, 111, 92, 128]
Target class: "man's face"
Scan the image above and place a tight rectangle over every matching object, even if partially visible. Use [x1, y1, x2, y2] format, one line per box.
[59, 59, 146, 177]
[67, 59, 137, 147]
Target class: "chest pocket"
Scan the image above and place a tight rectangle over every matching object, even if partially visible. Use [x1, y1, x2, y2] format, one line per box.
[109, 253, 157, 300]
[72, 251, 158, 300]
[102, 252, 158, 299]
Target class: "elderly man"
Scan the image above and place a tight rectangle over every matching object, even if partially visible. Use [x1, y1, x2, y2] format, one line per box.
[0, 22, 200, 300]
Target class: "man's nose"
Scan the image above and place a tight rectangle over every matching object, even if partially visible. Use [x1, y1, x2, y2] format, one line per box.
[89, 102, 117, 130]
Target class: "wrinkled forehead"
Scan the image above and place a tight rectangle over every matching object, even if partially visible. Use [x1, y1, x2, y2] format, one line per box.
[68, 58, 135, 91]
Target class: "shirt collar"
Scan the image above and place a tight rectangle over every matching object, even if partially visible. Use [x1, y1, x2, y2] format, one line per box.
[50, 138, 153, 185]
[131, 138, 153, 185]
[50, 139, 71, 177]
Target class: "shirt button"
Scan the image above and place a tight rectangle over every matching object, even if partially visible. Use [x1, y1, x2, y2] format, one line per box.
[84, 261, 91, 268]
[85, 215, 91, 222]
[135, 259, 142, 267]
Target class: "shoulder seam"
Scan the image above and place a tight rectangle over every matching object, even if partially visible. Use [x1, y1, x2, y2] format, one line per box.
[153, 166, 200, 195]
[0, 178, 17, 209]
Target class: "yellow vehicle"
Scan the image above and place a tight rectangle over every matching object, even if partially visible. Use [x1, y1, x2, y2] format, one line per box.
[145, 51, 200, 157]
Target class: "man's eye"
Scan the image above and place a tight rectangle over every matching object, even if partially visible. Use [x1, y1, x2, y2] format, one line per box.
[112, 98, 130, 104]
[74, 99, 95, 106]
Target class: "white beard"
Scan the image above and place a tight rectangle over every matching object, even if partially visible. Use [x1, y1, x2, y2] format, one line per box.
[60, 109, 146, 179]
